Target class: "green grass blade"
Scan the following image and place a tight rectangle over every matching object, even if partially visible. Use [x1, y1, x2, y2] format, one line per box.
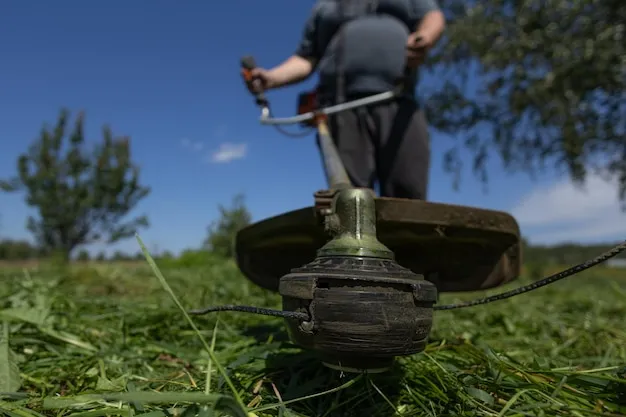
[0, 321, 21, 393]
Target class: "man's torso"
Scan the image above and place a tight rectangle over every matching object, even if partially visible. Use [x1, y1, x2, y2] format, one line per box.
[312, 0, 428, 101]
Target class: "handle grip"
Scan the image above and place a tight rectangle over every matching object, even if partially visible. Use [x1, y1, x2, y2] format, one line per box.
[240, 55, 268, 106]
[241, 55, 257, 71]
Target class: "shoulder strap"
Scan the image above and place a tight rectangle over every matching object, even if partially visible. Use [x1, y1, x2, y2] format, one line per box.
[335, 0, 346, 104]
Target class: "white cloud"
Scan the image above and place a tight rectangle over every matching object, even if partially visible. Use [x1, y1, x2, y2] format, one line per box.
[510, 173, 626, 244]
[209, 142, 247, 164]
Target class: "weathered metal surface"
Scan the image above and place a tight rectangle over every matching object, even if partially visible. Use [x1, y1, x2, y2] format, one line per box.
[317, 188, 395, 259]
[235, 197, 522, 293]
[280, 255, 438, 372]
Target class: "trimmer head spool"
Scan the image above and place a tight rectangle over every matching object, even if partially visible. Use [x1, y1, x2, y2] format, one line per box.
[277, 187, 437, 373]
[280, 255, 437, 373]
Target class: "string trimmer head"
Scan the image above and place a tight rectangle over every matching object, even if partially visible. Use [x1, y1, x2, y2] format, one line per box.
[277, 187, 438, 372]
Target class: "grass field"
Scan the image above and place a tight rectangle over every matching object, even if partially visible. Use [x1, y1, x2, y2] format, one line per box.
[1, 245, 625, 416]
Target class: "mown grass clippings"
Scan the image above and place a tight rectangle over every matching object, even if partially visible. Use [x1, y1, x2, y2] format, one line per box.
[0, 255, 624, 416]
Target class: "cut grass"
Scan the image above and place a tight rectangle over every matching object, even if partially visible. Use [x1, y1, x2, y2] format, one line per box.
[0, 246, 625, 416]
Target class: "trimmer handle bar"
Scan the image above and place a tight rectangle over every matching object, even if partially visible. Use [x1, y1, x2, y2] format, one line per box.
[239, 55, 399, 127]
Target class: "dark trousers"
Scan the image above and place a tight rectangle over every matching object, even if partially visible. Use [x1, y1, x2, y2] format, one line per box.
[318, 97, 430, 200]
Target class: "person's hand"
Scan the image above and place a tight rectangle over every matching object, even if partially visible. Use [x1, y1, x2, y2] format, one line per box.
[243, 67, 278, 94]
[406, 31, 435, 68]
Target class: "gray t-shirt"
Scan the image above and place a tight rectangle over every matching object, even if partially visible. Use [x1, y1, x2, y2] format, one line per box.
[295, 0, 441, 102]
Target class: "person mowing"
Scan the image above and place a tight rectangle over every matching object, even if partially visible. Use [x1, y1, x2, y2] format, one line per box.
[246, 0, 445, 200]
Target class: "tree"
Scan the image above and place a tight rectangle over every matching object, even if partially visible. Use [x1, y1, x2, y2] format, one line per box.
[158, 250, 174, 260]
[203, 194, 252, 258]
[424, 0, 625, 204]
[0, 109, 150, 260]
[76, 249, 90, 261]
[0, 239, 41, 260]
[111, 251, 130, 261]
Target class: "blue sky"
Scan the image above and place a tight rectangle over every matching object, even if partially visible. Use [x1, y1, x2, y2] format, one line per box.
[1, 1, 624, 256]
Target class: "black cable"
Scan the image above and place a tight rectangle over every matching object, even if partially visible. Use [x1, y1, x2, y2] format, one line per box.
[188, 304, 309, 321]
[273, 125, 314, 138]
[433, 240, 626, 310]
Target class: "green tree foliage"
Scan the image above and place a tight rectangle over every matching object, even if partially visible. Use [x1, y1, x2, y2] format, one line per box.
[0, 240, 42, 260]
[111, 251, 131, 261]
[425, 0, 625, 203]
[76, 250, 90, 261]
[0, 109, 151, 260]
[203, 194, 252, 258]
[159, 250, 174, 260]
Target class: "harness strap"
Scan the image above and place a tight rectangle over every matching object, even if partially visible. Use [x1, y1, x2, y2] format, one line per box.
[335, 0, 345, 104]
